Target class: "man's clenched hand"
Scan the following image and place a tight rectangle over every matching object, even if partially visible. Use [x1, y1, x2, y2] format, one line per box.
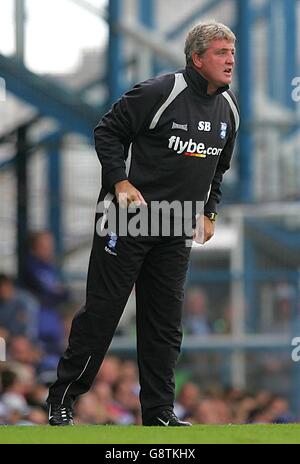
[115, 180, 147, 208]
[194, 215, 215, 244]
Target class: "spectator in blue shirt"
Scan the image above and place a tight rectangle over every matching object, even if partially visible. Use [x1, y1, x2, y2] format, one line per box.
[25, 231, 69, 308]
[0, 274, 39, 340]
[24, 231, 69, 355]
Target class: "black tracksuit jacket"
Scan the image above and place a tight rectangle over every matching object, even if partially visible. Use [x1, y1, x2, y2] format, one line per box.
[94, 65, 239, 216]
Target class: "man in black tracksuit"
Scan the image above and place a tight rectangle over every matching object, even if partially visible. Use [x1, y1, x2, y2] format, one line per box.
[47, 22, 239, 426]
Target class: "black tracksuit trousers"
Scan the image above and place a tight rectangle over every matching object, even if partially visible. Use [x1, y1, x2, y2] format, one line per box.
[47, 214, 191, 422]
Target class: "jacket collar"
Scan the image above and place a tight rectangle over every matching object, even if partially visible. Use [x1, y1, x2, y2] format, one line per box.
[184, 65, 229, 97]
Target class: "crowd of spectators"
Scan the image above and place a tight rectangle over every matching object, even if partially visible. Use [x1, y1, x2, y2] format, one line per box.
[0, 230, 73, 425]
[0, 231, 72, 369]
[0, 231, 297, 425]
[0, 353, 295, 425]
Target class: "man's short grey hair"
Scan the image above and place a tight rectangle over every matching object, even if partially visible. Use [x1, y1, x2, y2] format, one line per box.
[184, 22, 236, 66]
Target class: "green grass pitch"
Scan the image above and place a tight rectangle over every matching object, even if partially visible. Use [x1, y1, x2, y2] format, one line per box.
[1, 424, 300, 444]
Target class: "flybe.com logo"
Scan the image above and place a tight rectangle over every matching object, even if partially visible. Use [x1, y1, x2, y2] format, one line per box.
[168, 136, 222, 158]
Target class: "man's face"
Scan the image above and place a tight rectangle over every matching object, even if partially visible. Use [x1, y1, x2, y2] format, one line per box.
[193, 39, 235, 93]
[0, 281, 14, 301]
[32, 233, 54, 262]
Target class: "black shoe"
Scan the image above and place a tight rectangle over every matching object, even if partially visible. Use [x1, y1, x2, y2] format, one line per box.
[143, 409, 192, 426]
[48, 403, 74, 426]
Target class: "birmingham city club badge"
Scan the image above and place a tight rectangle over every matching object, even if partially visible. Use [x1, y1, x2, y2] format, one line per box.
[220, 122, 227, 139]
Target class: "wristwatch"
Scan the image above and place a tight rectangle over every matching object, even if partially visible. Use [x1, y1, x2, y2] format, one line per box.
[204, 212, 217, 222]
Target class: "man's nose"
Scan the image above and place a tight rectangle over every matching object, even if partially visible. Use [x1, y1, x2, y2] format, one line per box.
[226, 53, 235, 65]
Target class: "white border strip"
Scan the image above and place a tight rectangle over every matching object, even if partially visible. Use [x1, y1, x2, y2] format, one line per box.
[61, 355, 92, 404]
[125, 143, 133, 176]
[149, 73, 188, 130]
[222, 91, 240, 132]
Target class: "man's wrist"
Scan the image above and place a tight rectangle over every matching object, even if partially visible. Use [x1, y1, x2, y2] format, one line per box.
[115, 180, 129, 189]
[204, 212, 217, 222]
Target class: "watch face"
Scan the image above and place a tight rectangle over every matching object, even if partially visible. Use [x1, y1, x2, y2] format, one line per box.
[206, 213, 217, 221]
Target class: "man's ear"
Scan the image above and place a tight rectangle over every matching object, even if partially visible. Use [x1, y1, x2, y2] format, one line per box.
[191, 52, 203, 70]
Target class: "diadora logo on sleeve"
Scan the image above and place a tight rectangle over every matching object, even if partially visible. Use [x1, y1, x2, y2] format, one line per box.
[198, 121, 211, 132]
[168, 136, 222, 158]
